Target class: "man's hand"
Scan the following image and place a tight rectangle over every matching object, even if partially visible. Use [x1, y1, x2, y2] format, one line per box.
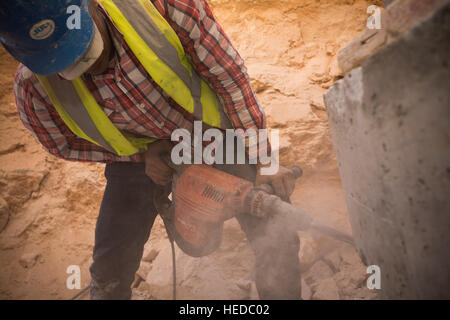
[255, 165, 296, 202]
[144, 140, 174, 186]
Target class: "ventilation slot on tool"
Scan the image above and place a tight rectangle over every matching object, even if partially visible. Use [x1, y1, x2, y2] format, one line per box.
[202, 185, 225, 203]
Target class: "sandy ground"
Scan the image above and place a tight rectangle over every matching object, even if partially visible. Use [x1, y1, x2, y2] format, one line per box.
[0, 0, 381, 300]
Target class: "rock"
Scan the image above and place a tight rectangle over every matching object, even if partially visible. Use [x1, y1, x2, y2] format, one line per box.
[0, 197, 9, 232]
[248, 282, 260, 300]
[0, 237, 22, 250]
[309, 97, 326, 111]
[301, 279, 312, 300]
[339, 246, 363, 267]
[265, 98, 311, 126]
[333, 265, 367, 290]
[0, 143, 24, 156]
[326, 43, 337, 56]
[146, 242, 251, 300]
[63, 166, 104, 211]
[136, 261, 152, 280]
[250, 79, 271, 93]
[311, 278, 340, 300]
[340, 286, 378, 300]
[298, 233, 320, 271]
[332, 247, 368, 290]
[131, 287, 151, 300]
[323, 250, 343, 272]
[0, 170, 48, 210]
[157, 218, 165, 229]
[303, 43, 318, 59]
[19, 252, 41, 268]
[142, 248, 159, 263]
[309, 72, 331, 85]
[310, 97, 328, 120]
[235, 279, 252, 292]
[303, 260, 334, 286]
[278, 133, 293, 161]
[329, 56, 343, 79]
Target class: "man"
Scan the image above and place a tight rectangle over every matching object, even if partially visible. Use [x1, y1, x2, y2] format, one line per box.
[1, 0, 301, 299]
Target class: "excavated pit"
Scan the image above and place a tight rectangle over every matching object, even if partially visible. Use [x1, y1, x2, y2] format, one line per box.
[0, 0, 381, 300]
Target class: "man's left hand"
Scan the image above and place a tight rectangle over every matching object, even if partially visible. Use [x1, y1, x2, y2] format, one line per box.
[255, 165, 297, 202]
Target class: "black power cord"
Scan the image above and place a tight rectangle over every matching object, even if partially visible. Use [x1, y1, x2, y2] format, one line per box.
[170, 239, 177, 300]
[70, 284, 90, 300]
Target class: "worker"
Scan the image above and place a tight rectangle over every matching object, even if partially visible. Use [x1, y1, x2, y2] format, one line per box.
[0, 0, 301, 299]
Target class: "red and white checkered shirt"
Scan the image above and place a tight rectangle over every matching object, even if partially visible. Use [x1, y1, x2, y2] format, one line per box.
[14, 0, 268, 163]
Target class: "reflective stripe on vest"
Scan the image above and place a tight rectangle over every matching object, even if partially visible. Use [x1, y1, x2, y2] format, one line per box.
[36, 0, 232, 156]
[99, 0, 232, 129]
[36, 75, 156, 156]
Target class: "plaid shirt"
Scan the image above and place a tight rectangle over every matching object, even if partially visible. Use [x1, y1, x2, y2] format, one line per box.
[14, 0, 268, 163]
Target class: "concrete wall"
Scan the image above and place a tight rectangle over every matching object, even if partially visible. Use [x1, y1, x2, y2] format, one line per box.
[324, 4, 450, 299]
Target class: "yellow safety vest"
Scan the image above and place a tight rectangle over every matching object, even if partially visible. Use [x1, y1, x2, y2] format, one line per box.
[36, 0, 231, 156]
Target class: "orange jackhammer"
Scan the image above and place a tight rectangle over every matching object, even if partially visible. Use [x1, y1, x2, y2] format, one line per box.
[153, 160, 354, 299]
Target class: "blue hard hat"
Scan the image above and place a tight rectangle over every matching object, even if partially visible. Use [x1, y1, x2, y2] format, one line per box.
[0, 0, 94, 75]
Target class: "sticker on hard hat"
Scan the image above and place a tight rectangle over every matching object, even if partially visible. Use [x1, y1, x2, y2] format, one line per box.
[29, 20, 56, 40]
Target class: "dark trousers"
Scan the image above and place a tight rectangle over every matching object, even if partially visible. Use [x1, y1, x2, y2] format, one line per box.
[89, 162, 301, 299]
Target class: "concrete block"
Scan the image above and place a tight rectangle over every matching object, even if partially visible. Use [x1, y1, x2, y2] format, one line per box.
[324, 4, 450, 299]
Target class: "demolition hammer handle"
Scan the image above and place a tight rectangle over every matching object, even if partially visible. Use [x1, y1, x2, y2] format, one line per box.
[256, 166, 303, 196]
[291, 166, 303, 179]
[309, 221, 355, 246]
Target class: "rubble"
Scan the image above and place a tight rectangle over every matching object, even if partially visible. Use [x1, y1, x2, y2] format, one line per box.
[136, 261, 152, 280]
[300, 279, 312, 300]
[311, 278, 340, 300]
[145, 220, 254, 300]
[298, 233, 321, 271]
[19, 252, 41, 269]
[0, 197, 9, 232]
[0, 170, 48, 211]
[303, 260, 334, 286]
[142, 248, 159, 263]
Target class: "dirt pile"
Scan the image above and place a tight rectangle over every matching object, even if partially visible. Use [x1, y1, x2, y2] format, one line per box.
[0, 0, 379, 300]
